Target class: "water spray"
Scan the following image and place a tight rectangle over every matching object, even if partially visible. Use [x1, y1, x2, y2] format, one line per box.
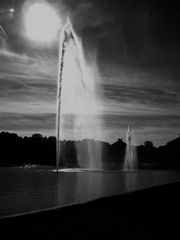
[56, 18, 85, 171]
[56, 17, 102, 171]
[0, 25, 7, 39]
[123, 122, 137, 171]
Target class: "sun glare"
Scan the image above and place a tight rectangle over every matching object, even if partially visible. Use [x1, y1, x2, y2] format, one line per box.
[24, 3, 61, 44]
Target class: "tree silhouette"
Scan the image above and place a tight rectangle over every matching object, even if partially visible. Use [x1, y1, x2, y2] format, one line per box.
[0, 131, 180, 169]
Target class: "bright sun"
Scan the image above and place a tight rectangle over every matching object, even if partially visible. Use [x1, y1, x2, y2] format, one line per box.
[24, 3, 61, 44]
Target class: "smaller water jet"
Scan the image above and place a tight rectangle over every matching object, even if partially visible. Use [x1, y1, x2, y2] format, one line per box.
[123, 123, 137, 171]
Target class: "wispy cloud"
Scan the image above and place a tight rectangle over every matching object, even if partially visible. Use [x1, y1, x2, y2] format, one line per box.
[0, 112, 55, 133]
[103, 84, 179, 106]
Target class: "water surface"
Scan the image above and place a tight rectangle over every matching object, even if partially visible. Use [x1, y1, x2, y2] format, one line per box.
[0, 166, 180, 217]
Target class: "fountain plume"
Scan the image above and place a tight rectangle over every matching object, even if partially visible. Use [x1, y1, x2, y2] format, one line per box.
[56, 18, 103, 171]
[123, 123, 137, 171]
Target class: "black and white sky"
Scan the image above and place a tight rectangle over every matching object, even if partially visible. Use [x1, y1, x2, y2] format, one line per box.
[0, 0, 180, 146]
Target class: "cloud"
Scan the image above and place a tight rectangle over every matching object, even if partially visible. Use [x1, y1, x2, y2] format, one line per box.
[104, 114, 180, 129]
[0, 78, 56, 104]
[0, 112, 55, 133]
[0, 46, 58, 106]
[98, 62, 180, 118]
[103, 84, 179, 106]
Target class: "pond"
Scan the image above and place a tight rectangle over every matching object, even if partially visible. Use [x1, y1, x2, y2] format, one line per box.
[0, 165, 180, 217]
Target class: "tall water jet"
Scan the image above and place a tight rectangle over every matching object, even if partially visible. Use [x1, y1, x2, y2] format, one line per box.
[56, 18, 103, 171]
[123, 123, 137, 171]
[56, 18, 74, 171]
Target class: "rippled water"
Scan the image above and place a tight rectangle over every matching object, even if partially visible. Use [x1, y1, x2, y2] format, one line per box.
[0, 166, 180, 217]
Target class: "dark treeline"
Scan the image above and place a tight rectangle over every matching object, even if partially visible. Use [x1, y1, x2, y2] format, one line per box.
[0, 131, 180, 169]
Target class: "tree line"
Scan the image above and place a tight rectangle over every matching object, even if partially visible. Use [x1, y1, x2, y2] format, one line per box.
[0, 131, 180, 169]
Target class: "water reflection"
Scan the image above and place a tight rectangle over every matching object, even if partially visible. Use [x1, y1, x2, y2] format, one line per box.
[124, 172, 139, 192]
[76, 171, 103, 203]
[56, 172, 78, 206]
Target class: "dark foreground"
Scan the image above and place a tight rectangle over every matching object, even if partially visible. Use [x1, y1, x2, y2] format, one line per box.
[1, 182, 180, 240]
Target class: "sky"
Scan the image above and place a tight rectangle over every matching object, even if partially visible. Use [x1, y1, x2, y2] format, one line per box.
[0, 0, 180, 146]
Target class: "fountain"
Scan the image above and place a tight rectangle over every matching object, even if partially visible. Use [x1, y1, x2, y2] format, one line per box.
[123, 123, 137, 171]
[56, 18, 103, 171]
